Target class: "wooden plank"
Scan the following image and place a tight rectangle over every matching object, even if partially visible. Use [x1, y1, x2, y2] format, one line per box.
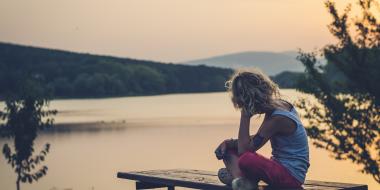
[117, 169, 367, 190]
[306, 180, 368, 190]
[118, 170, 231, 190]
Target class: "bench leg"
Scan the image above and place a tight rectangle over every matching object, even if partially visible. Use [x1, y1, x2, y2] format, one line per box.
[135, 181, 175, 190]
[136, 181, 167, 189]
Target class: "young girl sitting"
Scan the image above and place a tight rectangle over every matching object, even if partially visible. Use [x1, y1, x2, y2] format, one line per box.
[215, 70, 309, 190]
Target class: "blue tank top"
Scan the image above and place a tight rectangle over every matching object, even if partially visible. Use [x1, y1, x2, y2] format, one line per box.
[270, 106, 310, 183]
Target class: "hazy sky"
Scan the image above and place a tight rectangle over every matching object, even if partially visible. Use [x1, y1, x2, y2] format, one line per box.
[0, 0, 357, 62]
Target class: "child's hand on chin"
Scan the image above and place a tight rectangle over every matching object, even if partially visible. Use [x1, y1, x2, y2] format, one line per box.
[241, 108, 253, 118]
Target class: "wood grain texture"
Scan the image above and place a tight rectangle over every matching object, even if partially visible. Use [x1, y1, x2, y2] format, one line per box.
[117, 169, 368, 190]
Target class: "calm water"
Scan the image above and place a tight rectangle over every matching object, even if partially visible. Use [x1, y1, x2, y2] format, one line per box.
[0, 90, 378, 190]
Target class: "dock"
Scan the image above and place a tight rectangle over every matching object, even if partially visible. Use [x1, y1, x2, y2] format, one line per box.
[117, 169, 368, 190]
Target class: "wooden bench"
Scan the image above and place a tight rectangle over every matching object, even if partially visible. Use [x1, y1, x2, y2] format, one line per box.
[117, 169, 368, 190]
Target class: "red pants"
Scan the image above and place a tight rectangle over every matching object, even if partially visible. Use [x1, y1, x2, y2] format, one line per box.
[237, 151, 302, 188]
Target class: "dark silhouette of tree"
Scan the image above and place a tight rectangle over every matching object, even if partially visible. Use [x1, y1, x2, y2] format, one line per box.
[0, 70, 57, 190]
[296, 0, 380, 183]
[0, 43, 234, 99]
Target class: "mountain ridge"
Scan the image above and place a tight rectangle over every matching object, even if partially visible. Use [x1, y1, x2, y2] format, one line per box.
[182, 51, 304, 75]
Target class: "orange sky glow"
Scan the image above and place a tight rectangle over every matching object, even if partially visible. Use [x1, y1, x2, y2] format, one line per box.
[0, 0, 361, 62]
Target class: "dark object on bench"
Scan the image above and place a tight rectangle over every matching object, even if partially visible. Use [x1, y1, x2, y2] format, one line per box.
[117, 169, 368, 190]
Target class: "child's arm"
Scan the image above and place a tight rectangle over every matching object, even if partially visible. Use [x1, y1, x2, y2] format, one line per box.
[237, 110, 253, 155]
[223, 113, 265, 155]
[237, 112, 286, 155]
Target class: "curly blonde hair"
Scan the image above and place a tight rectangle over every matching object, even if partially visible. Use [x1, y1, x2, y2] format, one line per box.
[225, 69, 280, 116]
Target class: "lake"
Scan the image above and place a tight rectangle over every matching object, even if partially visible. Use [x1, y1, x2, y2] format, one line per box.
[0, 90, 378, 190]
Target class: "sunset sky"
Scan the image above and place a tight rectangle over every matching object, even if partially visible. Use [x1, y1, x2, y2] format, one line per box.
[0, 0, 358, 62]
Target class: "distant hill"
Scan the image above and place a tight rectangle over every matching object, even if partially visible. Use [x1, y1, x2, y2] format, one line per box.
[183, 51, 304, 76]
[0, 42, 233, 99]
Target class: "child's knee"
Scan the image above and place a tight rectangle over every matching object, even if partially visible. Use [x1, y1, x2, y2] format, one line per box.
[238, 152, 260, 171]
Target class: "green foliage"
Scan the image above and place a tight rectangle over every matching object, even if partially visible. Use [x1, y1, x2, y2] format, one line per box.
[0, 61, 57, 189]
[296, 0, 380, 183]
[271, 71, 304, 89]
[0, 43, 234, 99]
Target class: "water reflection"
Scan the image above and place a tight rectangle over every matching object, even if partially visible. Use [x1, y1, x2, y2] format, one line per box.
[0, 90, 378, 190]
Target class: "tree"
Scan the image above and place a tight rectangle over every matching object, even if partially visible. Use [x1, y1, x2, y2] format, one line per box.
[0, 71, 57, 190]
[296, 0, 380, 183]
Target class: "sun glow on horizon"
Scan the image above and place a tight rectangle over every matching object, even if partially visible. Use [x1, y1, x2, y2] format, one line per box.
[0, 0, 361, 62]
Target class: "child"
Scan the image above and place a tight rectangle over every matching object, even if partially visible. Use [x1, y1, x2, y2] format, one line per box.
[215, 70, 309, 190]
